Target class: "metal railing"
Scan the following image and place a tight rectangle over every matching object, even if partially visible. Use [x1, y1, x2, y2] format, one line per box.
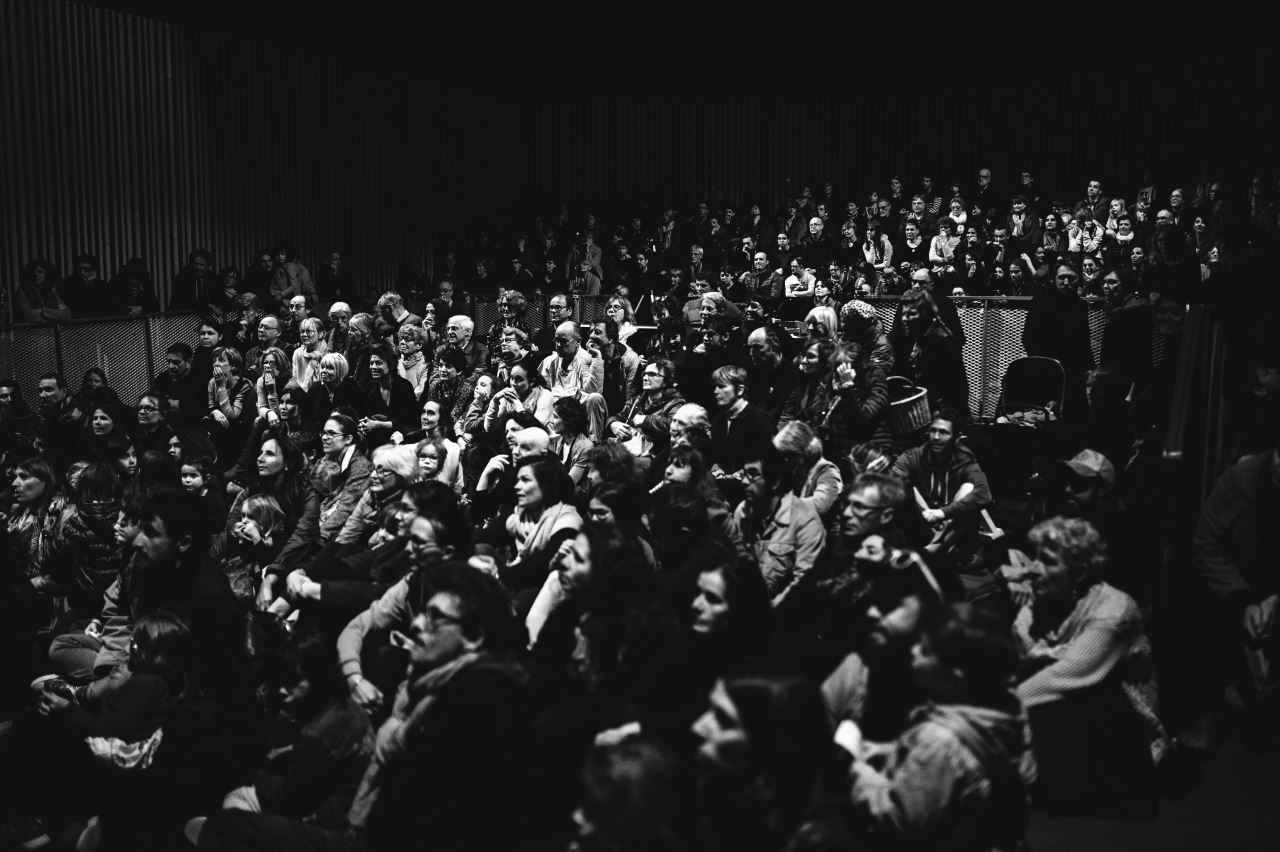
[3, 296, 1119, 419]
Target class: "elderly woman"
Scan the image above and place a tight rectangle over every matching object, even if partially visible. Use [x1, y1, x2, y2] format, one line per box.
[603, 295, 639, 344]
[291, 317, 329, 392]
[1012, 516, 1164, 817]
[782, 339, 890, 462]
[333, 444, 419, 547]
[485, 291, 531, 367]
[396, 324, 431, 398]
[344, 312, 377, 385]
[774, 420, 843, 520]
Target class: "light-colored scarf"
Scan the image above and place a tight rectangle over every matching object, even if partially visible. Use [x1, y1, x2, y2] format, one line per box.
[505, 502, 582, 565]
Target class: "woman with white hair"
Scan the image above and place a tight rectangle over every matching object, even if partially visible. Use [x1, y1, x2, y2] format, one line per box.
[302, 351, 364, 428]
[291, 316, 329, 392]
[803, 305, 839, 342]
[333, 444, 420, 546]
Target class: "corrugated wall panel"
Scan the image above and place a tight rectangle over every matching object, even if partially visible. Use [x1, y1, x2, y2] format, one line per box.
[2, 0, 457, 316]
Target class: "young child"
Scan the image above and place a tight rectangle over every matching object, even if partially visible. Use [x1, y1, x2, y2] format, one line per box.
[180, 455, 228, 531]
[223, 495, 286, 607]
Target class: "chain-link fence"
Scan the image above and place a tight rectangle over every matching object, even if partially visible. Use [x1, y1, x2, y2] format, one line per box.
[4, 298, 1120, 421]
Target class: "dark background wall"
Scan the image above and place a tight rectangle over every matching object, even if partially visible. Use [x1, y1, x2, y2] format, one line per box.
[504, 59, 1280, 214]
[4, 0, 1279, 308]
[1, 0, 465, 305]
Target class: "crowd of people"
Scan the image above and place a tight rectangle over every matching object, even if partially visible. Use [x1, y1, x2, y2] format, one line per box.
[1, 168, 1277, 851]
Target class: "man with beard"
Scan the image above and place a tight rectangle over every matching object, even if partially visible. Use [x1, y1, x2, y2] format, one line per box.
[35, 490, 247, 706]
[817, 473, 948, 737]
[891, 409, 993, 562]
[737, 251, 784, 303]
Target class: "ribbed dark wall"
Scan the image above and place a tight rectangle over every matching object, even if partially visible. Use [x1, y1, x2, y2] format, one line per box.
[510, 58, 1280, 211]
[2, 0, 460, 307]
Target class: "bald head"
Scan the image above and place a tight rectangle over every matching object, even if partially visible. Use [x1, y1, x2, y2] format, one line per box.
[554, 320, 580, 357]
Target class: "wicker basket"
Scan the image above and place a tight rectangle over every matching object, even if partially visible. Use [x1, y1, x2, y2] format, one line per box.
[886, 378, 931, 435]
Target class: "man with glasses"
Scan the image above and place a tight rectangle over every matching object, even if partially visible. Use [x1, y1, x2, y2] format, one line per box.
[1023, 262, 1094, 422]
[538, 320, 607, 440]
[732, 449, 825, 608]
[534, 291, 573, 355]
[245, 314, 283, 381]
[150, 342, 203, 427]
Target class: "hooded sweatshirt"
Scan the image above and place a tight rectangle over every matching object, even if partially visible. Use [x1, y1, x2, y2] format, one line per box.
[851, 700, 1033, 852]
[891, 442, 992, 520]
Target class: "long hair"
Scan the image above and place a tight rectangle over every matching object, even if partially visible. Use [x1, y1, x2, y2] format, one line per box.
[129, 608, 201, 699]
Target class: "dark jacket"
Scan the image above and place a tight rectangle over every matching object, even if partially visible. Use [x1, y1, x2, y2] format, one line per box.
[363, 658, 534, 852]
[892, 442, 992, 521]
[1023, 288, 1095, 375]
[709, 403, 777, 474]
[1193, 451, 1280, 612]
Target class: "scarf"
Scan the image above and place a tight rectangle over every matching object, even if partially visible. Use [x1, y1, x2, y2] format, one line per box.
[505, 502, 582, 564]
[311, 444, 356, 497]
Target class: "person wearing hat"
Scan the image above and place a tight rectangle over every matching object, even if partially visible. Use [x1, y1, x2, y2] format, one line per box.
[840, 300, 893, 369]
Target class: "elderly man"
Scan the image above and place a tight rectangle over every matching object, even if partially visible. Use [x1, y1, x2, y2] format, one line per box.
[441, 315, 488, 375]
[746, 325, 798, 424]
[376, 291, 422, 343]
[797, 216, 831, 270]
[244, 314, 283, 381]
[327, 301, 352, 352]
[538, 320, 607, 440]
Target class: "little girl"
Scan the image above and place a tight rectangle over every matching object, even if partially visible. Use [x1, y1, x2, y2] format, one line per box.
[180, 455, 228, 531]
[223, 495, 286, 607]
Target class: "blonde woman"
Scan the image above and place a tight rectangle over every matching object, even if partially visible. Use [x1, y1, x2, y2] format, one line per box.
[291, 317, 329, 392]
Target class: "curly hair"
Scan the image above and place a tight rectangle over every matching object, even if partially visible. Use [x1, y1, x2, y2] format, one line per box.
[1027, 515, 1107, 587]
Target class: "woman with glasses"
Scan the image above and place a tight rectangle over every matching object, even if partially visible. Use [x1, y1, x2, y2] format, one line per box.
[606, 357, 684, 461]
[603, 296, 638, 345]
[333, 445, 419, 547]
[131, 392, 176, 456]
[310, 414, 371, 543]
[291, 317, 329, 393]
[254, 347, 293, 425]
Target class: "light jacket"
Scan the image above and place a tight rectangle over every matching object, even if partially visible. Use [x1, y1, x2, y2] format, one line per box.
[732, 492, 826, 606]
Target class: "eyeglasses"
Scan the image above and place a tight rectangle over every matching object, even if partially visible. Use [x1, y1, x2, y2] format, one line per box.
[321, 429, 344, 438]
[372, 466, 395, 476]
[137, 405, 159, 413]
[643, 369, 663, 377]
